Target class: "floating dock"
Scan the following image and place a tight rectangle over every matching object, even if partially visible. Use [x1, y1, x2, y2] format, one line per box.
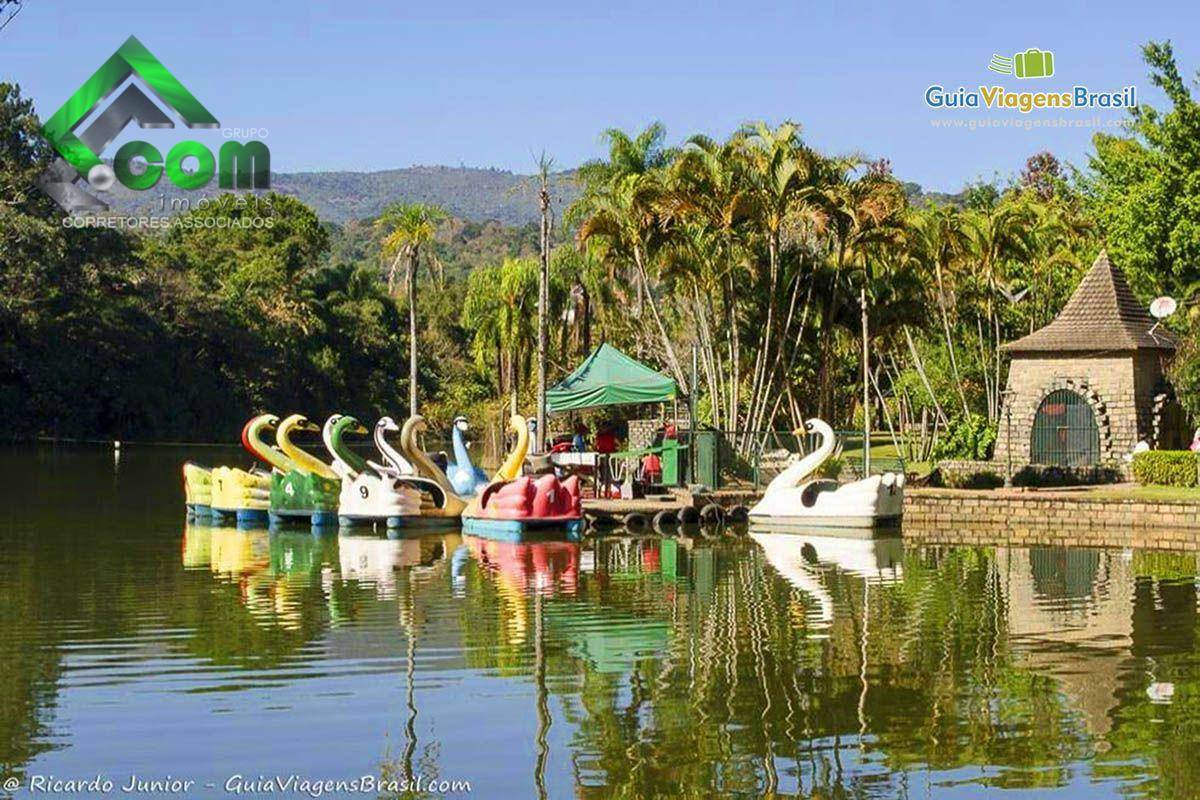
[583, 488, 763, 528]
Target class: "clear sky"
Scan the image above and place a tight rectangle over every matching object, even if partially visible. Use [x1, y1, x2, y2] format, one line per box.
[4, 1, 1197, 191]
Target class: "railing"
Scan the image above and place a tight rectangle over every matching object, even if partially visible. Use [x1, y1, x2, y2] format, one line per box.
[704, 429, 906, 491]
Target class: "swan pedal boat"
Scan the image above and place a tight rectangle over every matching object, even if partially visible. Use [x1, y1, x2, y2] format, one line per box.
[747, 418, 905, 531]
[461, 414, 584, 539]
[183, 461, 213, 517]
[207, 414, 279, 526]
[268, 414, 341, 528]
[324, 414, 446, 529]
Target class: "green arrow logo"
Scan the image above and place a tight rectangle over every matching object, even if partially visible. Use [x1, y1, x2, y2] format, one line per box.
[41, 35, 218, 174]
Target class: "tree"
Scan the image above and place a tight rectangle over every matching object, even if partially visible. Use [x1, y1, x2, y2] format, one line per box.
[462, 257, 538, 416]
[376, 202, 447, 415]
[573, 154, 689, 392]
[1086, 40, 1200, 302]
[1019, 151, 1065, 200]
[535, 153, 553, 452]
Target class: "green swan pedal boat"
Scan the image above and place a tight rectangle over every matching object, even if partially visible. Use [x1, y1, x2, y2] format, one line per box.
[269, 413, 341, 528]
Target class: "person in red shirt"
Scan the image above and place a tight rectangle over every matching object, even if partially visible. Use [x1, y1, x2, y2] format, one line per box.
[595, 424, 617, 454]
[595, 422, 619, 498]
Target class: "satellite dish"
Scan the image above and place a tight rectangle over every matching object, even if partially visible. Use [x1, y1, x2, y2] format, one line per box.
[1150, 296, 1177, 319]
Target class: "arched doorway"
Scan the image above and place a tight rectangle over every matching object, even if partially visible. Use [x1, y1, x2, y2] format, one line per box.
[1030, 389, 1100, 466]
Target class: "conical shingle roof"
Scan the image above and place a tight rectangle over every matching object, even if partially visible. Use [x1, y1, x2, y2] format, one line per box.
[1002, 250, 1178, 353]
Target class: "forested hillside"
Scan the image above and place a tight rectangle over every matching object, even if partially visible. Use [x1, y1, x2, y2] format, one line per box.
[102, 165, 583, 226]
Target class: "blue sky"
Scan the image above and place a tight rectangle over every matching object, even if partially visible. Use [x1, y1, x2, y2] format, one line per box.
[3, 1, 1197, 191]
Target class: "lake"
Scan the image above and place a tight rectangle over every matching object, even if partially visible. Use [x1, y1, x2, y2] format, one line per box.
[1, 444, 1198, 798]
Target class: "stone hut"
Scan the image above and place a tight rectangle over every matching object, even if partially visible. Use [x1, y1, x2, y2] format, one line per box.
[993, 250, 1182, 474]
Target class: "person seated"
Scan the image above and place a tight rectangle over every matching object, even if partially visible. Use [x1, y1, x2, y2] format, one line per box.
[641, 451, 662, 484]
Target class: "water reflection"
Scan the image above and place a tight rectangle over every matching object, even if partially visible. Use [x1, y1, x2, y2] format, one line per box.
[4, 447, 1200, 799]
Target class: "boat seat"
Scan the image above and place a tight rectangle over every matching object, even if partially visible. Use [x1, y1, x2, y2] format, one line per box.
[800, 480, 840, 508]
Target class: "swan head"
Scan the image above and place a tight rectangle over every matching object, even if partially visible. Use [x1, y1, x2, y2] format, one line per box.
[800, 418, 833, 437]
[247, 413, 279, 434]
[454, 415, 470, 432]
[377, 416, 400, 433]
[336, 415, 368, 435]
[509, 414, 527, 435]
[280, 413, 318, 434]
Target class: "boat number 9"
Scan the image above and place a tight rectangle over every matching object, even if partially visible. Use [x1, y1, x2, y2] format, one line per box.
[359, 486, 369, 499]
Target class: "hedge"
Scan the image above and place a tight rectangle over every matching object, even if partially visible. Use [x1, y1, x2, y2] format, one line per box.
[1131, 450, 1200, 487]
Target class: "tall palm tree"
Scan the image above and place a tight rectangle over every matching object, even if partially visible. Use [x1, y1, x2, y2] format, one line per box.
[376, 202, 447, 415]
[811, 162, 908, 420]
[535, 153, 554, 452]
[963, 203, 1034, 419]
[462, 257, 538, 416]
[574, 170, 689, 392]
[908, 205, 971, 417]
[736, 121, 826, 435]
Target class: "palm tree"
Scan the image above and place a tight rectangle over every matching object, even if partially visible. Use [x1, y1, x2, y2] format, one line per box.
[376, 202, 447, 415]
[908, 205, 971, 417]
[963, 203, 1034, 419]
[574, 168, 689, 392]
[462, 257, 538, 416]
[535, 153, 554, 452]
[811, 162, 908, 420]
[736, 121, 826, 436]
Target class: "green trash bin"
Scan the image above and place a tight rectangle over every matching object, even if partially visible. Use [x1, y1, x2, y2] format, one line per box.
[661, 438, 680, 485]
[693, 430, 719, 490]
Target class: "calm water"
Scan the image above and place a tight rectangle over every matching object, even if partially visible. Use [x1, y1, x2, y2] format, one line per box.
[2, 445, 1200, 799]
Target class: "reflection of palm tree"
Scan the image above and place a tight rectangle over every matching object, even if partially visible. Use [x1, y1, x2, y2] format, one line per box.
[534, 590, 549, 800]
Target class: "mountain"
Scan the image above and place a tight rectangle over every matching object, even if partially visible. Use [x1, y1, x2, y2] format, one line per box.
[99, 165, 582, 226]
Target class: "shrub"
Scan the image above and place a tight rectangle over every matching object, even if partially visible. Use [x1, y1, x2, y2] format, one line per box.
[817, 455, 843, 479]
[941, 467, 1003, 489]
[1131, 450, 1199, 487]
[932, 414, 998, 461]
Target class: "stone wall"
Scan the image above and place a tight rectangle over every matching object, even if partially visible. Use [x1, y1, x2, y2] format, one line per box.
[936, 458, 1127, 488]
[905, 488, 1200, 550]
[994, 354, 1139, 467]
[628, 415, 692, 450]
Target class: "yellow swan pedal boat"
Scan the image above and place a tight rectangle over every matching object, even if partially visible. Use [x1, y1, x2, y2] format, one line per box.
[210, 414, 283, 527]
[182, 461, 213, 517]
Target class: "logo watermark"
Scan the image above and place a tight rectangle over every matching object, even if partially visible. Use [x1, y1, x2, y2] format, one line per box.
[38, 36, 270, 216]
[926, 48, 1137, 120]
[6, 772, 472, 796]
[988, 48, 1055, 79]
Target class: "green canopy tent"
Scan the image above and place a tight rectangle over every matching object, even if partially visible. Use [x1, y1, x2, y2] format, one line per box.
[547, 344, 688, 486]
[546, 343, 677, 412]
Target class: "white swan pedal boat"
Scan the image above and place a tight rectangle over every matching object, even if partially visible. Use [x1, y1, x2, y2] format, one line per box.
[748, 418, 905, 531]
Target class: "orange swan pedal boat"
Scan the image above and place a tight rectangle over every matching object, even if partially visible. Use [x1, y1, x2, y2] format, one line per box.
[461, 414, 584, 540]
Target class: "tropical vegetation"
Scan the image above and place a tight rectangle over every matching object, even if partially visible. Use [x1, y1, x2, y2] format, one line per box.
[1, 41, 1198, 456]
